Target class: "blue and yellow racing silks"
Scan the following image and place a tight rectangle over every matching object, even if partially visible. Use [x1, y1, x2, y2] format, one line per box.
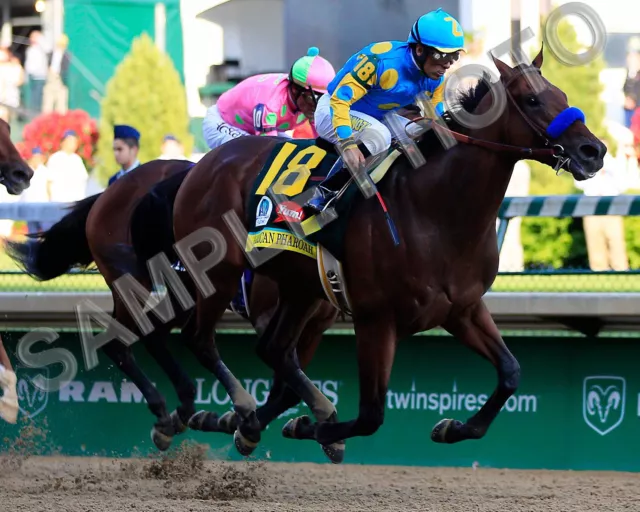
[327, 41, 445, 147]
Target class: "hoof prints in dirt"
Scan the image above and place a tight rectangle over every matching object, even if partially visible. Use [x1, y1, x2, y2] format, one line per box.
[142, 440, 267, 501]
[192, 463, 266, 501]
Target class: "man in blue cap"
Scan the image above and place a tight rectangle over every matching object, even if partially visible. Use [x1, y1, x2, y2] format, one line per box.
[108, 124, 141, 186]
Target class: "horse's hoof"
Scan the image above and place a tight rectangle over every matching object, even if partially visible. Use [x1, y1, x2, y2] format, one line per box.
[282, 415, 315, 440]
[282, 417, 299, 439]
[217, 411, 238, 434]
[431, 418, 464, 444]
[170, 410, 188, 435]
[233, 428, 258, 457]
[188, 410, 221, 432]
[151, 425, 173, 451]
[322, 441, 345, 464]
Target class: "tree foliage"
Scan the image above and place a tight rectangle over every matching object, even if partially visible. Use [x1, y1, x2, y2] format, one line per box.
[95, 33, 193, 184]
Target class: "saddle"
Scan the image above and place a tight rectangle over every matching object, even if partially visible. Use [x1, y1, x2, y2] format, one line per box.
[234, 136, 402, 318]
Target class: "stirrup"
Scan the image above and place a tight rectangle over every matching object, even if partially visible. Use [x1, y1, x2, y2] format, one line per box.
[305, 186, 339, 214]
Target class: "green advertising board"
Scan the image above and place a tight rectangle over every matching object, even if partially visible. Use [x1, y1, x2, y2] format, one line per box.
[1, 331, 639, 472]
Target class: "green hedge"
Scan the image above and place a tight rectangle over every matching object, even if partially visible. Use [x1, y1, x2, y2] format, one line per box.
[95, 33, 194, 184]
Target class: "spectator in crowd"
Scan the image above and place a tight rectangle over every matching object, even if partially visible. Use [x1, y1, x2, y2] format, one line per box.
[0, 46, 24, 123]
[623, 37, 640, 129]
[574, 140, 630, 271]
[24, 30, 49, 113]
[42, 34, 71, 115]
[47, 130, 88, 203]
[498, 160, 531, 272]
[158, 134, 187, 160]
[85, 168, 105, 197]
[630, 108, 640, 165]
[604, 118, 638, 186]
[108, 124, 141, 185]
[19, 147, 53, 232]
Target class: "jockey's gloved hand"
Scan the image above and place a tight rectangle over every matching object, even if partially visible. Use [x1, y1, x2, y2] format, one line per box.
[343, 146, 366, 172]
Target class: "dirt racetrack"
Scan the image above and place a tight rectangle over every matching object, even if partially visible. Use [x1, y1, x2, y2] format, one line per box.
[1, 442, 638, 512]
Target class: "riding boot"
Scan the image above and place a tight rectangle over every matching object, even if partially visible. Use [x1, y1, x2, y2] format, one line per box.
[304, 143, 371, 214]
[304, 159, 351, 214]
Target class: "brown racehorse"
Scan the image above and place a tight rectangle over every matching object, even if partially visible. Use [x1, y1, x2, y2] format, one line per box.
[0, 119, 33, 195]
[123, 158, 336, 450]
[170, 49, 606, 463]
[4, 158, 337, 451]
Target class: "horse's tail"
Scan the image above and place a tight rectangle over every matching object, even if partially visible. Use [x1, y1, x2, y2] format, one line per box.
[130, 168, 191, 275]
[3, 193, 101, 281]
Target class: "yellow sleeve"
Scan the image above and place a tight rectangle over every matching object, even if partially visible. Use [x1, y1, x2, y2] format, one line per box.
[329, 53, 379, 147]
[429, 82, 445, 117]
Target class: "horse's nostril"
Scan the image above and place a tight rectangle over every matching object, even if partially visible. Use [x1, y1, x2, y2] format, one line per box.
[11, 169, 29, 182]
[578, 143, 600, 161]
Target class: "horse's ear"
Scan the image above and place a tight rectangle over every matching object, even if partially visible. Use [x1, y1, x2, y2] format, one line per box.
[532, 43, 544, 69]
[490, 54, 514, 81]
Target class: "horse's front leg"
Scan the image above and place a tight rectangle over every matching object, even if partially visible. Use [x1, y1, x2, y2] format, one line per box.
[101, 340, 176, 451]
[432, 299, 520, 443]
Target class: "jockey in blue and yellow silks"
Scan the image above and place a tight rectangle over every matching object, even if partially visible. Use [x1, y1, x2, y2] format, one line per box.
[305, 8, 466, 214]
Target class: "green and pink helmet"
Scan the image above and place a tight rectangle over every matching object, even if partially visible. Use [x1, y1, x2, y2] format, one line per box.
[289, 47, 336, 95]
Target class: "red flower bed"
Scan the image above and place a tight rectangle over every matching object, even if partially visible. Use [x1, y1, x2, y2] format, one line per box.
[16, 110, 99, 166]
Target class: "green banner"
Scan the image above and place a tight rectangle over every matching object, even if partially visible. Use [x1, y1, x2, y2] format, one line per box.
[1, 331, 639, 471]
[64, 0, 184, 119]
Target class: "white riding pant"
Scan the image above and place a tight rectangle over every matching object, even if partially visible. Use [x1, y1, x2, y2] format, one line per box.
[314, 93, 417, 156]
[202, 104, 292, 150]
[202, 105, 251, 150]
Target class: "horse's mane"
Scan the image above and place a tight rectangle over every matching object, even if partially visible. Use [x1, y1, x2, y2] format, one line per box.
[413, 72, 493, 157]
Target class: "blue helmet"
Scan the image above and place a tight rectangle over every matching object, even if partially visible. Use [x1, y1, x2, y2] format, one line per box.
[408, 8, 466, 53]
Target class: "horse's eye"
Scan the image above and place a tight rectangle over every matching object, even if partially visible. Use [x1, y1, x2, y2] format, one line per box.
[527, 96, 540, 107]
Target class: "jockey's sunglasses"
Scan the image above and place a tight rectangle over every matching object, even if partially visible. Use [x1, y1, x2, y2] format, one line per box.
[430, 50, 460, 64]
[302, 87, 324, 104]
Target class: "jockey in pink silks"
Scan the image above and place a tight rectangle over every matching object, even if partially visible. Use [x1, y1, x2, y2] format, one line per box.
[202, 47, 336, 149]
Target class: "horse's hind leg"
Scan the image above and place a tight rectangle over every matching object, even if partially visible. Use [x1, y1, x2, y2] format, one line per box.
[186, 277, 262, 455]
[256, 295, 344, 463]
[432, 299, 520, 444]
[255, 303, 336, 430]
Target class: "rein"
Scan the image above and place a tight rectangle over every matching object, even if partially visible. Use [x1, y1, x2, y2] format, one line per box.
[404, 67, 584, 172]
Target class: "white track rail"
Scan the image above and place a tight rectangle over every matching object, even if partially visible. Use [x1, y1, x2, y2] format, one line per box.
[1, 292, 639, 335]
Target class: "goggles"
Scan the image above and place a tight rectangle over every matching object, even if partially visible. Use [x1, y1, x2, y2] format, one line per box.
[429, 50, 460, 64]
